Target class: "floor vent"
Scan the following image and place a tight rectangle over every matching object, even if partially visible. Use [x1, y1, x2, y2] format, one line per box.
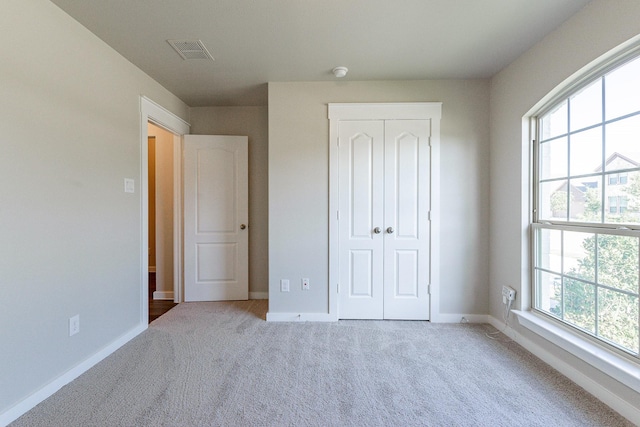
[167, 39, 214, 60]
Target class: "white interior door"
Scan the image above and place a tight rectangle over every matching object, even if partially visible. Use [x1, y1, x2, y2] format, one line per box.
[338, 120, 431, 320]
[382, 120, 430, 320]
[338, 121, 385, 319]
[183, 135, 248, 301]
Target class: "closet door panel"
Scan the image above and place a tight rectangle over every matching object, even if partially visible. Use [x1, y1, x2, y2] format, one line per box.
[383, 120, 431, 320]
[338, 120, 385, 319]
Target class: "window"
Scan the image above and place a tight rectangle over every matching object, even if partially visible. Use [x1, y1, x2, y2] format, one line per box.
[608, 196, 628, 214]
[609, 172, 628, 185]
[534, 54, 640, 358]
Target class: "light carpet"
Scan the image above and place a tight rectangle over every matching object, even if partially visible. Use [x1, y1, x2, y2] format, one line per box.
[11, 300, 633, 426]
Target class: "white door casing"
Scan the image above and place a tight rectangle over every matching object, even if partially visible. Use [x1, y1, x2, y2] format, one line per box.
[183, 135, 248, 301]
[329, 103, 442, 321]
[140, 97, 190, 320]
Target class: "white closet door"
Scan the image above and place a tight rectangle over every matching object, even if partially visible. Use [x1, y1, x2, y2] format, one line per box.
[183, 135, 248, 301]
[383, 120, 431, 320]
[337, 119, 431, 320]
[338, 121, 385, 319]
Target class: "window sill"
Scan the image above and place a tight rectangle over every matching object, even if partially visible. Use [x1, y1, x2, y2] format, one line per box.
[513, 310, 640, 394]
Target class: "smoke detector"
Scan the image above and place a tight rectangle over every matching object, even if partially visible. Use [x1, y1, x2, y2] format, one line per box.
[167, 39, 214, 60]
[332, 66, 348, 78]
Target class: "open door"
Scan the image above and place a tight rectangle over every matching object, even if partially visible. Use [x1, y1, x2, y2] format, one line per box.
[183, 135, 249, 301]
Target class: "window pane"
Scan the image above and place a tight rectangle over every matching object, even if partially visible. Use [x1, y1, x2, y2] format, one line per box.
[608, 196, 618, 214]
[563, 231, 595, 282]
[597, 234, 639, 293]
[569, 127, 602, 176]
[540, 180, 568, 221]
[620, 196, 628, 213]
[605, 56, 640, 121]
[535, 269, 562, 317]
[597, 288, 639, 354]
[570, 79, 602, 131]
[536, 228, 561, 272]
[540, 101, 568, 141]
[623, 171, 640, 220]
[605, 171, 640, 224]
[605, 115, 640, 172]
[564, 277, 595, 333]
[539, 137, 567, 180]
[570, 177, 601, 222]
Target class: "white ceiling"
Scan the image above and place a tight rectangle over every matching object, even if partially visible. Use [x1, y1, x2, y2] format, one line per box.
[50, 0, 592, 107]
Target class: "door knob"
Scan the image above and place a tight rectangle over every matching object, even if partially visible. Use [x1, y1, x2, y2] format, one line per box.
[240, 224, 247, 230]
[373, 227, 381, 234]
[386, 227, 394, 234]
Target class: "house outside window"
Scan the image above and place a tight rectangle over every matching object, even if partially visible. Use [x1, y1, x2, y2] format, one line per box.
[533, 54, 640, 358]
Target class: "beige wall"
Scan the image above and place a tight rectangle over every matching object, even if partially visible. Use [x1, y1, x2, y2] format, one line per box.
[268, 80, 490, 316]
[490, 0, 640, 416]
[189, 106, 269, 296]
[0, 0, 188, 416]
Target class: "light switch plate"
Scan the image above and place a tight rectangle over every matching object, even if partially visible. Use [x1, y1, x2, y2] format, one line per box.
[124, 178, 135, 193]
[69, 315, 80, 336]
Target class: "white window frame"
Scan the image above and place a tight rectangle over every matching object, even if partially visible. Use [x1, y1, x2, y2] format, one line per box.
[516, 40, 640, 396]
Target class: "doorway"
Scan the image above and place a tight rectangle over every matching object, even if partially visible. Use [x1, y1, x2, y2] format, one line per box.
[147, 123, 176, 302]
[140, 96, 190, 325]
[147, 125, 179, 322]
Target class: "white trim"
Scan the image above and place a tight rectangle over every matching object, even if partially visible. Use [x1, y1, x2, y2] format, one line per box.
[328, 102, 442, 321]
[172, 133, 184, 303]
[140, 96, 190, 318]
[0, 325, 145, 427]
[428, 110, 442, 322]
[490, 313, 640, 424]
[152, 291, 174, 300]
[266, 312, 336, 322]
[434, 313, 489, 323]
[249, 292, 269, 300]
[328, 103, 443, 120]
[512, 310, 640, 393]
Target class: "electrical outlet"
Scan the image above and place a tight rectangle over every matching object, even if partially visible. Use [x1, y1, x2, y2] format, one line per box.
[281, 279, 290, 292]
[302, 278, 310, 290]
[502, 286, 516, 304]
[69, 315, 80, 336]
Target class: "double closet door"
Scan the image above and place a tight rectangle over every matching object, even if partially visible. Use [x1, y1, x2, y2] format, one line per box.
[338, 119, 431, 320]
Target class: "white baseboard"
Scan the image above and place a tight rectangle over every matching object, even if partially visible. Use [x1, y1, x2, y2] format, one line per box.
[0, 323, 147, 427]
[152, 291, 174, 300]
[432, 313, 489, 323]
[266, 312, 336, 322]
[488, 315, 640, 425]
[249, 292, 268, 300]
[265, 312, 488, 323]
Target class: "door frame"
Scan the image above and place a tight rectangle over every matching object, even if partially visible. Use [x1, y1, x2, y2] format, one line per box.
[328, 103, 442, 321]
[140, 96, 190, 325]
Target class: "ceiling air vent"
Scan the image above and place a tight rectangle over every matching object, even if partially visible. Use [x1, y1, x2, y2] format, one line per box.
[167, 39, 214, 60]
